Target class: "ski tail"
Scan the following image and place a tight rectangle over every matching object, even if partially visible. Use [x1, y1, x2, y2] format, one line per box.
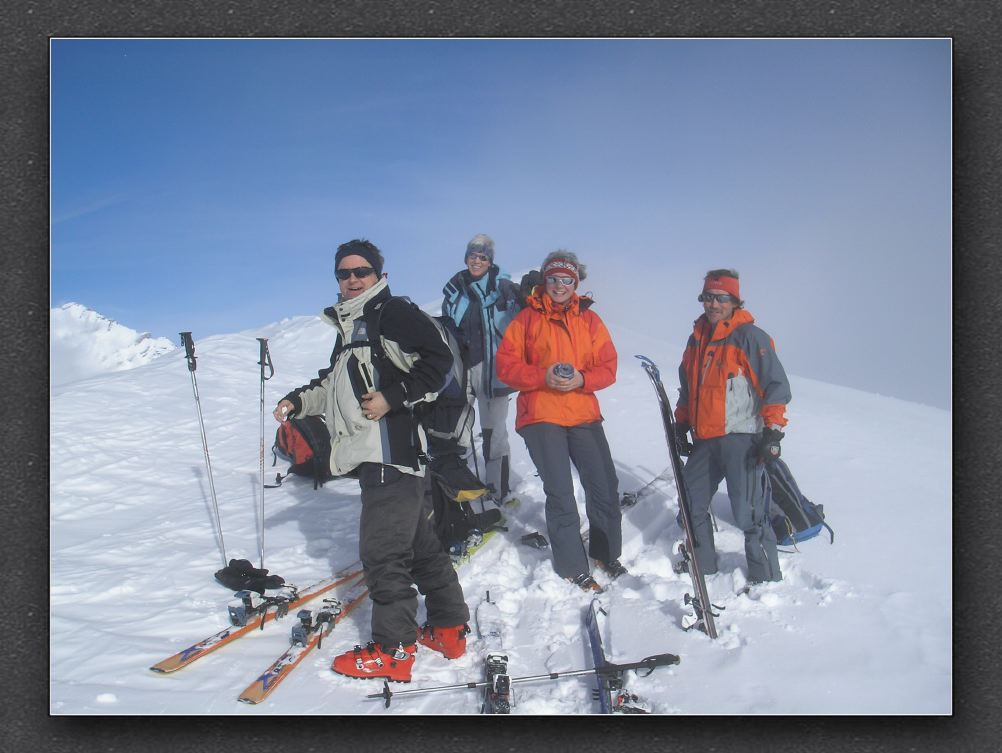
[237, 572, 370, 704]
[585, 599, 614, 713]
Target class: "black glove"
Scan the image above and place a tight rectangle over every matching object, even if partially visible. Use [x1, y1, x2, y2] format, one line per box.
[757, 427, 784, 463]
[674, 423, 693, 457]
[214, 558, 286, 594]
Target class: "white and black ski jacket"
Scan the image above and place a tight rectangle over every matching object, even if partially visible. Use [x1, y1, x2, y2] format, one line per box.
[283, 278, 454, 478]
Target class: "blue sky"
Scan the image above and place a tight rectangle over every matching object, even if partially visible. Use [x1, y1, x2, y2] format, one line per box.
[51, 39, 951, 408]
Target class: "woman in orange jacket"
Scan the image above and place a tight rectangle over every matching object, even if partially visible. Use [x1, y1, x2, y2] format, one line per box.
[496, 251, 624, 592]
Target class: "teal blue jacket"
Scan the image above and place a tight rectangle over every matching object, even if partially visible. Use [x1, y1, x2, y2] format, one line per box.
[442, 265, 522, 397]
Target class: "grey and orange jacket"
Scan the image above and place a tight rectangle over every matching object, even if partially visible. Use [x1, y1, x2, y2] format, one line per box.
[675, 308, 791, 439]
[495, 289, 617, 431]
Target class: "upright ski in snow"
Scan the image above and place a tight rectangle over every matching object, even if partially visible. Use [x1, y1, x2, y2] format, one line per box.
[238, 571, 370, 704]
[475, 591, 511, 714]
[635, 355, 720, 639]
[149, 561, 363, 674]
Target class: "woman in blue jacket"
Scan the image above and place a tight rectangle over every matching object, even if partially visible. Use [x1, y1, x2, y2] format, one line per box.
[441, 234, 523, 503]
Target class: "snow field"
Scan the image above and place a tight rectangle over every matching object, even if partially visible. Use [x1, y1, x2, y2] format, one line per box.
[50, 313, 950, 714]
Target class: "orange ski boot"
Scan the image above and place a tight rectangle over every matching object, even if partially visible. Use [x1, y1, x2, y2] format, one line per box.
[417, 623, 470, 660]
[331, 641, 415, 682]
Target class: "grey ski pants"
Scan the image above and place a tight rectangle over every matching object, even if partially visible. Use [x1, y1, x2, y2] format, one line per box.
[357, 463, 469, 648]
[518, 421, 622, 579]
[681, 433, 781, 583]
[461, 361, 512, 500]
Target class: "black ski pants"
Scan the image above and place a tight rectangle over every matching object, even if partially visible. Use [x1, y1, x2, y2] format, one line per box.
[357, 463, 469, 649]
[681, 433, 781, 583]
[518, 421, 622, 579]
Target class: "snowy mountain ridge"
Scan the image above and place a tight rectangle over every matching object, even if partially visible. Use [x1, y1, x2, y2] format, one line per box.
[50, 302, 176, 387]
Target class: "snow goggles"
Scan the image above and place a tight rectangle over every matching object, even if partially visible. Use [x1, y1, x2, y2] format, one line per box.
[466, 252, 491, 262]
[698, 292, 737, 304]
[545, 275, 576, 286]
[336, 266, 376, 281]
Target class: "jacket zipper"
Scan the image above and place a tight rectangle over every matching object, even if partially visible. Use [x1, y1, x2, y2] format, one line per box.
[693, 320, 715, 433]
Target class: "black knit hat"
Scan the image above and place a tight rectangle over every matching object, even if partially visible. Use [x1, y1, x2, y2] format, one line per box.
[335, 239, 384, 276]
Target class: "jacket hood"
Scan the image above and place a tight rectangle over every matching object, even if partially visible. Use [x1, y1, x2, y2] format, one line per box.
[322, 277, 390, 332]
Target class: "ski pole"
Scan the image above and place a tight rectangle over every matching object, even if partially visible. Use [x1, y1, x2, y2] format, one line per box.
[180, 332, 227, 568]
[256, 337, 274, 571]
[368, 653, 680, 708]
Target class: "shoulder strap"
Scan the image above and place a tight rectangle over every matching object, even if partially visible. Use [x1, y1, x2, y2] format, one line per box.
[369, 295, 416, 365]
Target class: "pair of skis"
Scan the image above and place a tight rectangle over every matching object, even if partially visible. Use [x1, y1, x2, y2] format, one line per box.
[635, 355, 721, 639]
[149, 561, 365, 675]
[150, 527, 505, 704]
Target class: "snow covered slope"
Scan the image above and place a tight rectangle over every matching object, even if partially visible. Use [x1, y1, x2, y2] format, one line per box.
[50, 302, 175, 387]
[49, 313, 951, 715]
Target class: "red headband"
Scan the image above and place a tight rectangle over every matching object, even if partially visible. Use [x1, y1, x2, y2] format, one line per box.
[703, 275, 740, 300]
[542, 258, 579, 283]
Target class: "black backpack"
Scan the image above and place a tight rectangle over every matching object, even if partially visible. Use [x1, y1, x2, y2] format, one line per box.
[429, 470, 504, 553]
[766, 458, 834, 546]
[271, 415, 334, 489]
[368, 296, 467, 402]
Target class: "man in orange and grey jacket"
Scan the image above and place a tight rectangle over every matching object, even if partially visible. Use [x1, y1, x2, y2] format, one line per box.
[674, 268, 791, 584]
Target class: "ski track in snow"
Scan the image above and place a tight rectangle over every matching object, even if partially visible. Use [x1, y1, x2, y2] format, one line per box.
[50, 314, 951, 715]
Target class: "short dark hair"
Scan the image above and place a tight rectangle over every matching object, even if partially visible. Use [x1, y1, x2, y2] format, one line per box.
[705, 268, 739, 280]
[335, 239, 384, 276]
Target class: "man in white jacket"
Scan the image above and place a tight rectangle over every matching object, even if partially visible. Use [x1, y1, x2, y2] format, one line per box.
[273, 239, 470, 683]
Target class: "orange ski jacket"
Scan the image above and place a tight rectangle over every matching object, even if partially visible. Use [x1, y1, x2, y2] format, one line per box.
[496, 291, 618, 431]
[675, 308, 791, 439]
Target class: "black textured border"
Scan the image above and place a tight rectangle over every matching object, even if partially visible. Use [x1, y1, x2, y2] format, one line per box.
[6, 1, 997, 751]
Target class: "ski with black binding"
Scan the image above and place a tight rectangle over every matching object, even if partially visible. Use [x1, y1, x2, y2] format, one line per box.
[149, 561, 363, 674]
[237, 571, 370, 703]
[475, 591, 511, 714]
[635, 354, 721, 638]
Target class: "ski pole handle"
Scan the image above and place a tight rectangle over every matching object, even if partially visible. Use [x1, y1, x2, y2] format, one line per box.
[603, 653, 681, 678]
[257, 338, 274, 380]
[180, 332, 197, 372]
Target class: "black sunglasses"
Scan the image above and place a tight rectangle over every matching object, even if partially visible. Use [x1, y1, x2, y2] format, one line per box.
[466, 252, 490, 263]
[336, 266, 376, 281]
[698, 292, 737, 304]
